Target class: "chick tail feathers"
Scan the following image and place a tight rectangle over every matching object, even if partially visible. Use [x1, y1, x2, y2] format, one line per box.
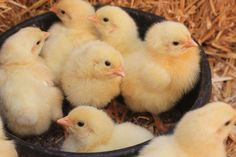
[14, 105, 39, 126]
[6, 98, 39, 126]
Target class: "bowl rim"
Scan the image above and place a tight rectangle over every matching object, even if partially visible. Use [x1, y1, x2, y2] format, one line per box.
[1, 6, 212, 157]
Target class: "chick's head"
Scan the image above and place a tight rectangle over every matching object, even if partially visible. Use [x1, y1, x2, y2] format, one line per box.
[175, 102, 236, 145]
[75, 41, 124, 79]
[57, 106, 114, 147]
[89, 6, 138, 38]
[50, 0, 95, 27]
[145, 21, 198, 56]
[0, 27, 49, 64]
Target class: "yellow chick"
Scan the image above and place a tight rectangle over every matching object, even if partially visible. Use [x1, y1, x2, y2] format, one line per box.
[57, 106, 154, 152]
[41, 0, 97, 82]
[61, 41, 124, 108]
[121, 21, 200, 114]
[0, 27, 63, 136]
[138, 102, 236, 157]
[0, 117, 18, 157]
[89, 5, 144, 56]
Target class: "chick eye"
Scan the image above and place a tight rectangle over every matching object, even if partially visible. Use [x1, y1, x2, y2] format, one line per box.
[105, 60, 111, 66]
[61, 10, 66, 14]
[36, 40, 41, 45]
[224, 120, 231, 126]
[172, 41, 179, 46]
[103, 17, 109, 22]
[77, 121, 84, 127]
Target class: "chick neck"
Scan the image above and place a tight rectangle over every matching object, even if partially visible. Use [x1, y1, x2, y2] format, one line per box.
[66, 129, 112, 152]
[64, 19, 94, 31]
[76, 68, 117, 81]
[100, 30, 142, 55]
[148, 48, 197, 67]
[147, 47, 200, 88]
[65, 135, 97, 152]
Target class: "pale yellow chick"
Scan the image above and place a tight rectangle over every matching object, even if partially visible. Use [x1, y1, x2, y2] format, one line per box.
[41, 0, 97, 82]
[138, 102, 236, 157]
[0, 117, 18, 157]
[57, 106, 154, 152]
[89, 6, 143, 56]
[0, 27, 63, 136]
[61, 41, 124, 108]
[121, 21, 200, 114]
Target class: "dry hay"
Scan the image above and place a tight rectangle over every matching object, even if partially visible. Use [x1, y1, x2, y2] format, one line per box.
[0, 0, 236, 156]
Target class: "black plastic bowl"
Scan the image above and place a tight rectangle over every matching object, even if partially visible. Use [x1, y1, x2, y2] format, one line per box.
[0, 7, 212, 157]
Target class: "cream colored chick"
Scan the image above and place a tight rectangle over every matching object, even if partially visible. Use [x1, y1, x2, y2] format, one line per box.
[41, 0, 97, 82]
[0, 117, 18, 157]
[138, 102, 236, 157]
[121, 21, 200, 114]
[61, 41, 124, 108]
[89, 5, 143, 56]
[0, 27, 63, 136]
[57, 106, 154, 152]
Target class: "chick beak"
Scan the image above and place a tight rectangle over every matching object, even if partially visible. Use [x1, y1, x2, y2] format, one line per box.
[43, 32, 50, 39]
[50, 6, 57, 13]
[112, 67, 125, 77]
[57, 117, 73, 128]
[183, 39, 198, 48]
[88, 15, 100, 24]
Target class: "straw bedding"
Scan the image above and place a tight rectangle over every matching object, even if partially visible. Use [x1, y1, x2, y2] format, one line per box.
[0, 0, 235, 156]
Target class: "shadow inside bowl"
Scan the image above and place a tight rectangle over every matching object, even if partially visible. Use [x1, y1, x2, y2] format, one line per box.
[0, 6, 212, 157]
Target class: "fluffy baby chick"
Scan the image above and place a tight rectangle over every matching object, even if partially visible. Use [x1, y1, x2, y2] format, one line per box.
[121, 21, 200, 114]
[41, 0, 97, 82]
[57, 106, 154, 152]
[138, 102, 236, 157]
[89, 5, 143, 56]
[0, 117, 18, 157]
[61, 41, 124, 108]
[0, 27, 63, 136]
